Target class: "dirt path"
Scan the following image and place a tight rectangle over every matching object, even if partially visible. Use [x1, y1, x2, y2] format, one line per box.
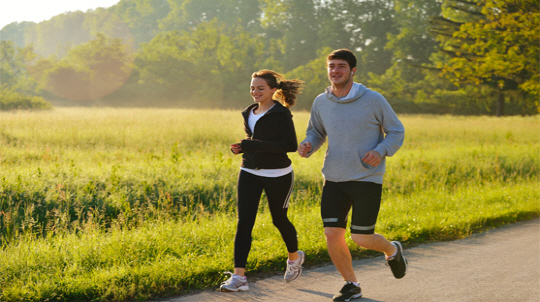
[169, 219, 539, 302]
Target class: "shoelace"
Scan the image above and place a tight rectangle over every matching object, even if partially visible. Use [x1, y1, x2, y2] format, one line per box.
[286, 261, 302, 274]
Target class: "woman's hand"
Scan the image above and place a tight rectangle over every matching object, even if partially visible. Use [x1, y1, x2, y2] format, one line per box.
[230, 143, 242, 155]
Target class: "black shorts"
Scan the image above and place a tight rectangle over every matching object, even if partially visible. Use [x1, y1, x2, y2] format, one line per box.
[321, 180, 382, 234]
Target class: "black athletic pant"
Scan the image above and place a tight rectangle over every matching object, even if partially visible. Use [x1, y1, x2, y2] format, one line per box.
[234, 170, 298, 268]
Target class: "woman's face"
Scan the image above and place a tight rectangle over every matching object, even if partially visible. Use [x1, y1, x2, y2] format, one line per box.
[250, 77, 277, 104]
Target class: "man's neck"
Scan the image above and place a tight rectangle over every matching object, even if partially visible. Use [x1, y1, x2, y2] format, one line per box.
[331, 81, 354, 97]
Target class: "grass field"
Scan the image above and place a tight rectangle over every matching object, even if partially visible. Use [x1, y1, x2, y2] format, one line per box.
[0, 108, 538, 301]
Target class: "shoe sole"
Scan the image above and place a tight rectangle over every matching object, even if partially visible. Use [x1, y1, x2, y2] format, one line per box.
[347, 293, 363, 301]
[333, 293, 362, 301]
[285, 251, 305, 282]
[220, 285, 249, 292]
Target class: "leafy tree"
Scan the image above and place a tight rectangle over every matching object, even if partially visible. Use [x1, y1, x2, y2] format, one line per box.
[314, 1, 355, 51]
[0, 41, 19, 89]
[388, 0, 442, 66]
[84, 8, 135, 44]
[28, 11, 90, 57]
[0, 41, 51, 110]
[136, 19, 268, 107]
[367, 0, 444, 112]
[345, 0, 399, 78]
[135, 31, 198, 102]
[0, 40, 41, 94]
[44, 34, 134, 101]
[160, 0, 261, 32]
[0, 21, 36, 48]
[260, 0, 319, 69]
[285, 47, 331, 110]
[112, 0, 171, 45]
[433, 0, 539, 115]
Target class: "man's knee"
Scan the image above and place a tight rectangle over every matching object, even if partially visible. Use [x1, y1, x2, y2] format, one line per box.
[324, 227, 346, 242]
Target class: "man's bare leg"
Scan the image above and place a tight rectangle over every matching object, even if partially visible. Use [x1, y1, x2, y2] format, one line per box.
[325, 227, 358, 282]
[350, 233, 397, 258]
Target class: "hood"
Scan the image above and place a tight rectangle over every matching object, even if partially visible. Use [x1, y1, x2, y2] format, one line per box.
[325, 82, 369, 104]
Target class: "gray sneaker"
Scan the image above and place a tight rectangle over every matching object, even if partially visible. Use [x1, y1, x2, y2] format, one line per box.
[220, 272, 249, 292]
[284, 250, 305, 282]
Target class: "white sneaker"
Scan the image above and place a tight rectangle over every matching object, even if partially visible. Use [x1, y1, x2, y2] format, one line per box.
[284, 250, 305, 282]
[220, 272, 249, 292]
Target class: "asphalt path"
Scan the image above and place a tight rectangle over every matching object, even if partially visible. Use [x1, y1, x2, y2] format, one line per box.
[166, 218, 539, 302]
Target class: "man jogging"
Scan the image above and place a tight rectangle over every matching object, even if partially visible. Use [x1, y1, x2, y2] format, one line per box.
[298, 49, 407, 301]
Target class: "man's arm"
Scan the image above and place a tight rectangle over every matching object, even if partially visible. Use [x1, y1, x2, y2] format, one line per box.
[299, 100, 326, 158]
[372, 94, 405, 158]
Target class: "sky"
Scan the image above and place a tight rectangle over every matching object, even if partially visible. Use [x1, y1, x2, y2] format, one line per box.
[0, 0, 121, 30]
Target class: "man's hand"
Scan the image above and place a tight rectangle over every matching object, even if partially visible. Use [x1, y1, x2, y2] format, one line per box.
[362, 150, 382, 167]
[298, 141, 312, 158]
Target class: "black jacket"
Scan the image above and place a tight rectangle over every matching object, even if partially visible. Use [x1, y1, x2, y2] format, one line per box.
[239, 101, 298, 170]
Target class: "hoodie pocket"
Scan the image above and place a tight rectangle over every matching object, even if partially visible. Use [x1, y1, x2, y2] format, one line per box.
[323, 148, 371, 178]
[359, 149, 375, 169]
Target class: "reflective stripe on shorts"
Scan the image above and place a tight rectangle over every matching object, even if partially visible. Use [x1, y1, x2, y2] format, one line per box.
[322, 218, 339, 223]
[351, 224, 376, 231]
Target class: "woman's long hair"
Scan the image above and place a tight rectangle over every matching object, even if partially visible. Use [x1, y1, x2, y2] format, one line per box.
[252, 70, 304, 108]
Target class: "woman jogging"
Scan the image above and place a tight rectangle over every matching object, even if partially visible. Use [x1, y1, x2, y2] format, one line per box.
[220, 70, 305, 292]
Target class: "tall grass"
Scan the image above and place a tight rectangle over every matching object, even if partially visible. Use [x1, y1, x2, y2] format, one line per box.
[0, 108, 538, 301]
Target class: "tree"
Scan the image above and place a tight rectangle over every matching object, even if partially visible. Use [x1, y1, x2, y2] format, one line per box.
[136, 19, 268, 107]
[434, 0, 539, 115]
[112, 0, 171, 45]
[0, 21, 36, 48]
[135, 30, 199, 102]
[159, 0, 261, 33]
[285, 47, 332, 110]
[387, 0, 442, 66]
[0, 41, 51, 110]
[44, 34, 135, 101]
[346, 0, 399, 78]
[0, 41, 19, 89]
[367, 0, 445, 112]
[0, 40, 41, 95]
[84, 8, 135, 45]
[28, 11, 91, 57]
[260, 0, 319, 69]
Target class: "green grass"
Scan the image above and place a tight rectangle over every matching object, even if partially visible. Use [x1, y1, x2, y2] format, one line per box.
[0, 108, 538, 301]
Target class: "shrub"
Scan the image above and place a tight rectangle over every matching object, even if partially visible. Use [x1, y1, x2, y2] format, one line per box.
[0, 90, 52, 111]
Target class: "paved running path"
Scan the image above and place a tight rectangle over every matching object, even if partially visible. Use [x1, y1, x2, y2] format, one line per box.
[168, 219, 539, 302]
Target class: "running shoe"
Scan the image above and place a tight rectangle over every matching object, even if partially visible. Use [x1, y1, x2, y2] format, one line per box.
[386, 241, 408, 279]
[332, 281, 362, 301]
[284, 250, 305, 282]
[220, 272, 249, 292]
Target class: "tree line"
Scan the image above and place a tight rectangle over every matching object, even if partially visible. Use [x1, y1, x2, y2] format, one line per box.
[1, 0, 538, 115]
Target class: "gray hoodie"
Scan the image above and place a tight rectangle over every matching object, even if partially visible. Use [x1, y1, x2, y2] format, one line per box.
[301, 82, 404, 184]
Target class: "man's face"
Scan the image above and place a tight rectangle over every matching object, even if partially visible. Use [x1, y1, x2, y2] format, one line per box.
[327, 59, 356, 87]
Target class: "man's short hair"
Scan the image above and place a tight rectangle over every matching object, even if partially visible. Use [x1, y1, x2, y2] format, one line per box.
[327, 49, 357, 69]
